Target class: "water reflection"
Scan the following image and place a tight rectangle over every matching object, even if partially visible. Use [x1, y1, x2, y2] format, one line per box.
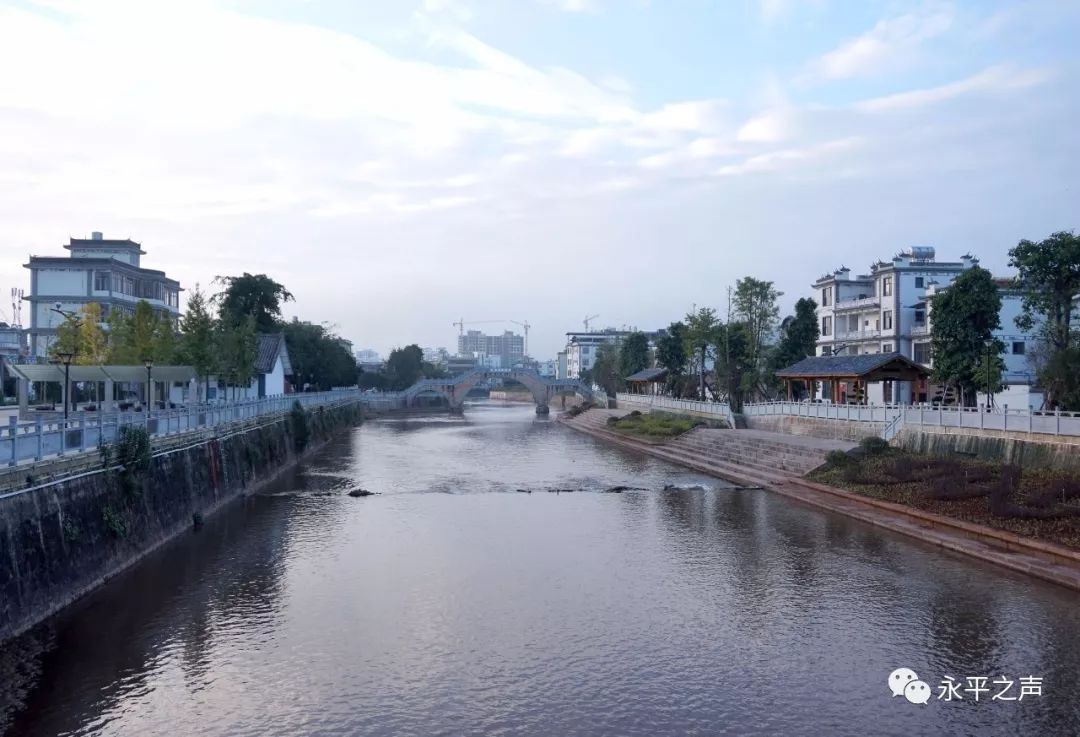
[2, 402, 1079, 736]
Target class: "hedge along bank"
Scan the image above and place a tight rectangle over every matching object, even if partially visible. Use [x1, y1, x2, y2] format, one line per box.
[0, 400, 363, 643]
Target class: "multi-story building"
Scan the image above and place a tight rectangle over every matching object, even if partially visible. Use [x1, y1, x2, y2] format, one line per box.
[538, 359, 557, 378]
[354, 348, 381, 363]
[563, 327, 664, 379]
[24, 232, 181, 359]
[423, 347, 450, 367]
[457, 330, 524, 367]
[812, 247, 1041, 407]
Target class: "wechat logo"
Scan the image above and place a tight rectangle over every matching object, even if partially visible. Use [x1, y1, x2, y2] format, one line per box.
[889, 668, 931, 705]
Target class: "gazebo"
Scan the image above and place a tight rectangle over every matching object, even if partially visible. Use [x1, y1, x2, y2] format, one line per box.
[775, 353, 930, 405]
[624, 367, 668, 395]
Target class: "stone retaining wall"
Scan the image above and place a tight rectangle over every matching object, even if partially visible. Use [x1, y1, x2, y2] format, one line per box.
[895, 426, 1080, 471]
[0, 402, 362, 642]
[740, 414, 885, 442]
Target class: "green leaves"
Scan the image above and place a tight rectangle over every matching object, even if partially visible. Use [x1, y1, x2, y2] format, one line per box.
[618, 331, 649, 378]
[929, 266, 1002, 406]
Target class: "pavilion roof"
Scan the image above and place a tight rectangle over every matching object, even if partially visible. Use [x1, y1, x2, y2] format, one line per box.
[775, 353, 929, 381]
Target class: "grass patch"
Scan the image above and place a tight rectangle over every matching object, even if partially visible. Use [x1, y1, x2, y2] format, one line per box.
[807, 449, 1080, 550]
[606, 411, 702, 438]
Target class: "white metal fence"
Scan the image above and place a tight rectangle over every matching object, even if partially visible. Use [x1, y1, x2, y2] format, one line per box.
[616, 393, 734, 424]
[739, 400, 1080, 437]
[0, 389, 399, 467]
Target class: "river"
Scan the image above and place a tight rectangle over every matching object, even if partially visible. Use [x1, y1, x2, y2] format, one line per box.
[2, 402, 1079, 736]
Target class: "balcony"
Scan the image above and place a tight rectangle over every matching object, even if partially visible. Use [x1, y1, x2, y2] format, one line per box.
[834, 296, 880, 311]
[836, 329, 881, 341]
[909, 324, 929, 337]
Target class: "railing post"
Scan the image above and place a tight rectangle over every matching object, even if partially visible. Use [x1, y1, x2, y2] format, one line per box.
[35, 418, 43, 461]
[1056, 408, 1061, 435]
[79, 418, 87, 453]
[8, 416, 17, 466]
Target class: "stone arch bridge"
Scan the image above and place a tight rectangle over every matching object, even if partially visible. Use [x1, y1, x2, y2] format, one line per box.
[403, 368, 594, 414]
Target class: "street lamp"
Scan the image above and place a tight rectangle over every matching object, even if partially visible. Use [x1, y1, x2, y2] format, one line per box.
[144, 358, 154, 413]
[57, 351, 74, 420]
[983, 338, 994, 409]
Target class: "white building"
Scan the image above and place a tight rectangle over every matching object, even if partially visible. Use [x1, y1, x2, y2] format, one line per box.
[180, 334, 293, 403]
[813, 247, 1042, 407]
[538, 359, 557, 378]
[562, 328, 663, 379]
[24, 232, 181, 359]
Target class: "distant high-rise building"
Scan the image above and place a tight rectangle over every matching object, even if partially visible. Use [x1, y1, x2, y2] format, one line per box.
[354, 348, 381, 363]
[457, 330, 524, 367]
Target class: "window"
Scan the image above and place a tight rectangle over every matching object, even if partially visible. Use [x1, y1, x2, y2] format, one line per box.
[882, 343, 893, 353]
[915, 277, 924, 288]
[821, 316, 832, 336]
[883, 310, 893, 330]
[914, 310, 925, 324]
[1012, 341, 1025, 355]
[94, 271, 111, 291]
[914, 343, 932, 365]
[821, 288, 831, 307]
[882, 276, 893, 296]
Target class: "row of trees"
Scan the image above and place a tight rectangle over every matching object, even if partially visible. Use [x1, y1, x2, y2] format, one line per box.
[50, 272, 358, 400]
[582, 277, 819, 410]
[930, 231, 1080, 409]
[358, 344, 447, 391]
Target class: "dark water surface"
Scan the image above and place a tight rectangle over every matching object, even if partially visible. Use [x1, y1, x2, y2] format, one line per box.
[2, 403, 1079, 736]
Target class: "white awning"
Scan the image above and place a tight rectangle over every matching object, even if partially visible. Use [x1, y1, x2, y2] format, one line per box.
[8, 364, 196, 383]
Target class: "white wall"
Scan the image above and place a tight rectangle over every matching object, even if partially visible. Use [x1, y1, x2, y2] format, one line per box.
[37, 269, 87, 296]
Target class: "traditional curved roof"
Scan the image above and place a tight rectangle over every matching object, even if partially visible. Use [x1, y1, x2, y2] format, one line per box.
[776, 352, 929, 379]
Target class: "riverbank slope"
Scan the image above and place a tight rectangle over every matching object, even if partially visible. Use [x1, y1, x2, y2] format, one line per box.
[561, 408, 1080, 591]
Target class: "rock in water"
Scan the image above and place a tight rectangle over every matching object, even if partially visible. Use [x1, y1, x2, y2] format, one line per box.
[605, 485, 646, 493]
[348, 488, 374, 497]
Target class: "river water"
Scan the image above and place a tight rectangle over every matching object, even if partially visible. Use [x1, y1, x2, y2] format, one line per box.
[2, 402, 1079, 736]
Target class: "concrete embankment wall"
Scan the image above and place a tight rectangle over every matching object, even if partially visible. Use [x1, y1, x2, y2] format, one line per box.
[740, 414, 884, 442]
[0, 402, 362, 642]
[895, 426, 1080, 471]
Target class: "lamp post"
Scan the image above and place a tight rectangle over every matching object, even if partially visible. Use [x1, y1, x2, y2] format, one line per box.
[57, 351, 74, 420]
[983, 338, 994, 410]
[144, 358, 154, 414]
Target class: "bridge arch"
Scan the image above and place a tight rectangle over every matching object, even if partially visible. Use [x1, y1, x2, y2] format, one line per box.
[402, 368, 593, 414]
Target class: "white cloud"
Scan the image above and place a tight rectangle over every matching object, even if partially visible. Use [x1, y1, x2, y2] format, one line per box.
[715, 137, 863, 176]
[853, 64, 1054, 112]
[536, 0, 593, 12]
[736, 108, 792, 143]
[802, 6, 953, 82]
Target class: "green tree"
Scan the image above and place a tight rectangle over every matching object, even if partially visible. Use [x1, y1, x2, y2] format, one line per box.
[929, 267, 1002, 406]
[715, 321, 754, 412]
[771, 297, 819, 399]
[76, 303, 110, 365]
[732, 277, 782, 399]
[214, 273, 294, 332]
[1008, 231, 1080, 408]
[655, 321, 689, 397]
[588, 342, 622, 396]
[178, 284, 217, 401]
[215, 314, 258, 400]
[384, 344, 424, 391]
[618, 331, 650, 378]
[282, 319, 359, 391]
[684, 307, 720, 400]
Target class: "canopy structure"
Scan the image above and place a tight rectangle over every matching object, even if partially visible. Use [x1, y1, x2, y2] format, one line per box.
[8, 364, 196, 384]
[775, 353, 930, 404]
[9, 364, 197, 414]
[624, 367, 668, 395]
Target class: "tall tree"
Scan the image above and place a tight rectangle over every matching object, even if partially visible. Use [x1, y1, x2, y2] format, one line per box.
[106, 300, 169, 363]
[684, 307, 720, 400]
[178, 284, 217, 401]
[1008, 231, 1080, 408]
[655, 321, 688, 396]
[214, 273, 294, 332]
[76, 303, 110, 365]
[215, 315, 258, 400]
[732, 277, 782, 399]
[771, 297, 820, 399]
[929, 266, 1002, 407]
[282, 318, 359, 391]
[589, 342, 622, 396]
[385, 344, 425, 391]
[618, 331, 650, 378]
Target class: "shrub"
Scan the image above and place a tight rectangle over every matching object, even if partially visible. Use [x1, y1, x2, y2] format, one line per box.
[290, 400, 311, 452]
[859, 436, 890, 456]
[115, 425, 151, 472]
[825, 449, 855, 468]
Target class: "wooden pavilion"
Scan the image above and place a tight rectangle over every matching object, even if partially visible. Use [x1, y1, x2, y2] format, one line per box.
[775, 353, 930, 405]
[624, 367, 668, 395]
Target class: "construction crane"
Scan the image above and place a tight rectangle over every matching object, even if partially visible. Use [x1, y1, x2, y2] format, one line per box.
[583, 314, 599, 332]
[509, 320, 531, 357]
[453, 318, 505, 337]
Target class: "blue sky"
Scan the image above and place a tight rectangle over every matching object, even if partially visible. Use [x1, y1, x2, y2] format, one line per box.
[0, 0, 1078, 357]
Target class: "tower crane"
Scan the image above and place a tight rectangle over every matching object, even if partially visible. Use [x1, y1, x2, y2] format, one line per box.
[508, 320, 531, 358]
[453, 318, 504, 336]
[583, 314, 599, 332]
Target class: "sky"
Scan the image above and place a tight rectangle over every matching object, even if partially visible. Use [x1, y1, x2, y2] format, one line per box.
[0, 0, 1078, 359]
